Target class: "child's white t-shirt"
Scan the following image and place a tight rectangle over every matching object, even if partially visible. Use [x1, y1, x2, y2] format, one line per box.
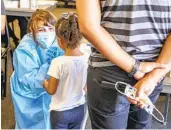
[47, 55, 88, 111]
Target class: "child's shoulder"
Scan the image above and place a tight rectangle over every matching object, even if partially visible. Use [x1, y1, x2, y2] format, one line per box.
[51, 56, 66, 63]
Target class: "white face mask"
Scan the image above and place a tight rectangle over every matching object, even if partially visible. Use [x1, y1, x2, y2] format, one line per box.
[36, 26, 56, 49]
[115, 81, 165, 124]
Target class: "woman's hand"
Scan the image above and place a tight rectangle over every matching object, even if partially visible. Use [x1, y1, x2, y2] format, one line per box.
[46, 46, 64, 64]
[46, 47, 58, 64]
[133, 62, 166, 80]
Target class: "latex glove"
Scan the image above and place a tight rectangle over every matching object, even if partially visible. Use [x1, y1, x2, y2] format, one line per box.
[46, 46, 64, 64]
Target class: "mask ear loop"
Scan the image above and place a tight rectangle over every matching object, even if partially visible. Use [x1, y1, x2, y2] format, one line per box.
[115, 81, 128, 96]
[115, 81, 127, 96]
[115, 81, 136, 99]
[151, 107, 165, 124]
[51, 37, 57, 46]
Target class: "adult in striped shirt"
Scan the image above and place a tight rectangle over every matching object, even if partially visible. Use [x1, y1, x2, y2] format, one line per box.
[77, 0, 171, 129]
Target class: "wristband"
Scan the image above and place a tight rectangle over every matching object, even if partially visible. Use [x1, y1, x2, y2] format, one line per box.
[128, 59, 140, 77]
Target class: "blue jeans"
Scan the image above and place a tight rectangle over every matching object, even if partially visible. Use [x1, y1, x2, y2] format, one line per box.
[87, 66, 163, 129]
[50, 104, 85, 129]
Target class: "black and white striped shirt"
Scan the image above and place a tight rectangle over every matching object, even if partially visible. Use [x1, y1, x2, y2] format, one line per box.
[1, 0, 5, 15]
[89, 0, 171, 67]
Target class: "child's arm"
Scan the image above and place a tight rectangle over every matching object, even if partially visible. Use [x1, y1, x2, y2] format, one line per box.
[83, 84, 87, 93]
[43, 77, 59, 95]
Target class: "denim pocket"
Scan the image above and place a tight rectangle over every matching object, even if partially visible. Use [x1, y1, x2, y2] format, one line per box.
[89, 78, 129, 115]
[93, 78, 129, 104]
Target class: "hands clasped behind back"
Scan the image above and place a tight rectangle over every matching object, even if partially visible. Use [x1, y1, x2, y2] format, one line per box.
[133, 62, 166, 80]
[128, 61, 167, 108]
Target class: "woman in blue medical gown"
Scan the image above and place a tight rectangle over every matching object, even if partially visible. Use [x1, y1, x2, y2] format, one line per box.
[10, 9, 64, 129]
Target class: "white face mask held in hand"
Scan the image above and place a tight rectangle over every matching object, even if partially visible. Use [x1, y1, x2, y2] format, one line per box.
[115, 81, 165, 124]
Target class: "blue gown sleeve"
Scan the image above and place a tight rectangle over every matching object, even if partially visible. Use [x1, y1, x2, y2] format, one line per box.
[13, 47, 50, 96]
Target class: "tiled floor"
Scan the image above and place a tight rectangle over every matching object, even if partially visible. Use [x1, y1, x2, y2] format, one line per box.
[1, 7, 171, 129]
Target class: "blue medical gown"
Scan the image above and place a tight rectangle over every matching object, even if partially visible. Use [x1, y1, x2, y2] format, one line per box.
[10, 34, 63, 129]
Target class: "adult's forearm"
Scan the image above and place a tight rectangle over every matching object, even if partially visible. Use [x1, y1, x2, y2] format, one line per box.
[77, 0, 135, 73]
[156, 34, 171, 68]
[144, 34, 171, 84]
[80, 24, 135, 73]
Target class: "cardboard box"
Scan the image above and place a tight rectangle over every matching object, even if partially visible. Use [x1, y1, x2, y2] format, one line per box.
[4, 1, 19, 8]
[20, 0, 30, 8]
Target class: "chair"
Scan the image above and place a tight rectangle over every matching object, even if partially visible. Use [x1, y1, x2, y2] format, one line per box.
[1, 19, 13, 99]
[161, 72, 171, 125]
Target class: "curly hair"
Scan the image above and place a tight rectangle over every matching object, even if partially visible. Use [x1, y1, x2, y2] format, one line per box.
[27, 9, 57, 43]
[55, 13, 82, 49]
